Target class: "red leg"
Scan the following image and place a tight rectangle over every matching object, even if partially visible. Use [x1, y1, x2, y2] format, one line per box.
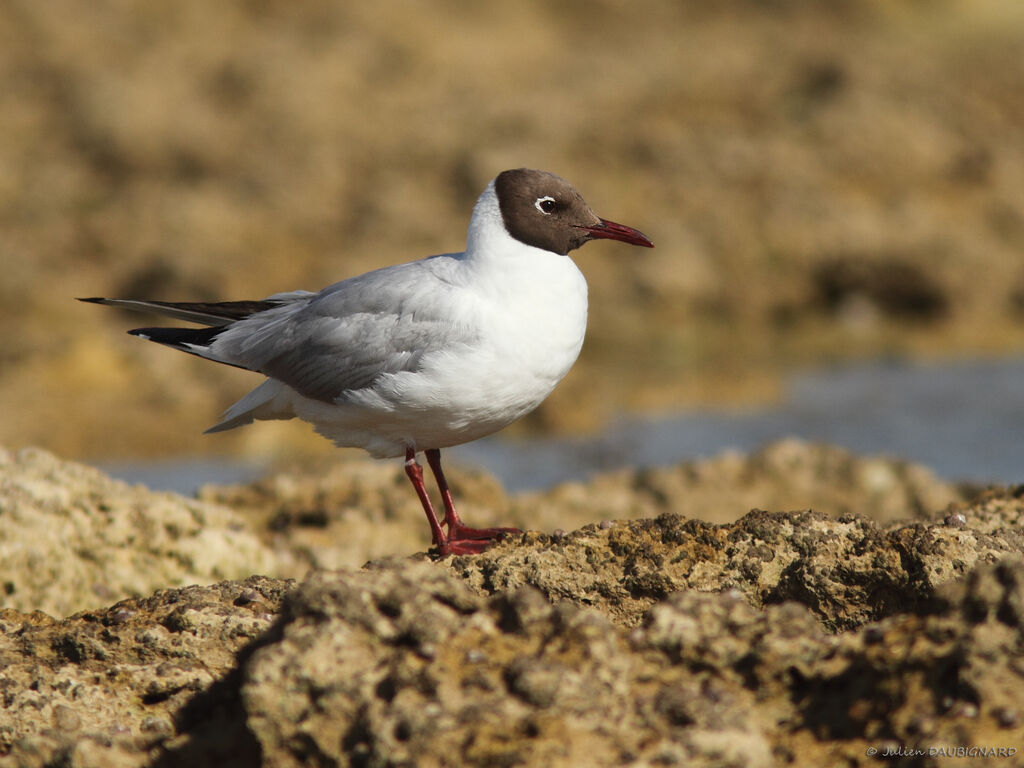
[425, 448, 520, 547]
[404, 448, 447, 549]
[405, 448, 493, 556]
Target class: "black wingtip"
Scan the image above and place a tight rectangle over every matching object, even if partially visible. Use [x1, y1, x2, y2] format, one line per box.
[121, 325, 253, 372]
[77, 297, 107, 304]
[126, 325, 222, 347]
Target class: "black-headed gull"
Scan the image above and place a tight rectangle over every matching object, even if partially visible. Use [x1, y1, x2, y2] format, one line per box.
[81, 169, 653, 555]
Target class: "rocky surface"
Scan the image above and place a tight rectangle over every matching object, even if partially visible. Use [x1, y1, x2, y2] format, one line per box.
[229, 557, 1024, 768]
[0, 577, 290, 767]
[199, 438, 963, 575]
[0, 447, 278, 617]
[0, 446, 1022, 766]
[0, 440, 957, 615]
[450, 505, 1024, 631]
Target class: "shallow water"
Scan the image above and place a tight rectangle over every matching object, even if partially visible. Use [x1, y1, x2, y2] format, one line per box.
[101, 357, 1024, 495]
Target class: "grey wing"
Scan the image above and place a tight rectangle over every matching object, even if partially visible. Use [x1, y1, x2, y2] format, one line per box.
[210, 260, 475, 402]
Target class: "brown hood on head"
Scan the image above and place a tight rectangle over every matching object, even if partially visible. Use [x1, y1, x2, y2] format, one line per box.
[495, 169, 653, 255]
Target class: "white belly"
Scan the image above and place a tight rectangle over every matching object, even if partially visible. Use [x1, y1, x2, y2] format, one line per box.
[294, 254, 589, 457]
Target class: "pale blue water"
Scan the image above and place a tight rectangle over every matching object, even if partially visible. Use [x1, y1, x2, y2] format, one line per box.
[101, 357, 1024, 495]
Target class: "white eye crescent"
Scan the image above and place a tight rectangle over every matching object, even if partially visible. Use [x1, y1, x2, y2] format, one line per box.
[535, 196, 557, 214]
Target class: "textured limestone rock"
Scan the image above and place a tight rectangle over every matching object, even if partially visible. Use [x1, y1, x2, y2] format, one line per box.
[449, 505, 1023, 631]
[40, 554, 1016, 768]
[0, 452, 1021, 767]
[234, 563, 779, 768]
[0, 447, 280, 617]
[0, 576, 291, 767]
[638, 559, 1024, 766]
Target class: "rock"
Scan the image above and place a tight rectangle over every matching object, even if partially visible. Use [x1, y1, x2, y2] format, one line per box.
[1, 450, 1022, 766]
[0, 447, 281, 617]
[450, 505, 1023, 631]
[10, 556, 1020, 767]
[1, 482, 1023, 766]
[812, 255, 949, 323]
[234, 564, 777, 768]
[0, 576, 291, 766]
[0, 440, 961, 617]
[948, 485, 1024, 534]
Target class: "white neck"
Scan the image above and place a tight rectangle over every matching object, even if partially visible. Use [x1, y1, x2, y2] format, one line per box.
[464, 181, 507, 259]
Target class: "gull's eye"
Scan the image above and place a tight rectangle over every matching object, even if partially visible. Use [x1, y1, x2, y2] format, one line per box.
[535, 196, 557, 214]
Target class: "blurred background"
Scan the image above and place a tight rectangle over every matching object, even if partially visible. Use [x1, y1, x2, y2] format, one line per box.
[2, 0, 1023, 488]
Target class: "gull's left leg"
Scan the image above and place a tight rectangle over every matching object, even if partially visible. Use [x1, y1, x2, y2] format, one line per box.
[425, 448, 520, 548]
[404, 447, 447, 550]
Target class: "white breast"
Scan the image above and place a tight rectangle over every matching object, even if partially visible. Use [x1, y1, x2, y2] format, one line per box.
[379, 234, 588, 447]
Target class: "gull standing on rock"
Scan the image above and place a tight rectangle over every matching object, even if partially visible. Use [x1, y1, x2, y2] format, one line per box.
[81, 168, 654, 555]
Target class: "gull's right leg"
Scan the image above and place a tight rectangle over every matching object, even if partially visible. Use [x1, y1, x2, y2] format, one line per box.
[425, 448, 519, 552]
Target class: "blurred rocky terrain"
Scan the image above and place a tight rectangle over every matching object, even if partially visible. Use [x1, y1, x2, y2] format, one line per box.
[2, 0, 1024, 462]
[2, 442, 1023, 766]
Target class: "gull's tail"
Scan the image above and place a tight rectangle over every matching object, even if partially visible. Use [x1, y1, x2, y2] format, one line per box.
[77, 292, 312, 370]
[78, 295, 305, 430]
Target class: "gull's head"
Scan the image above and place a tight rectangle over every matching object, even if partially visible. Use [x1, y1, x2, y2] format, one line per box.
[489, 167, 651, 256]
[471, 168, 654, 257]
